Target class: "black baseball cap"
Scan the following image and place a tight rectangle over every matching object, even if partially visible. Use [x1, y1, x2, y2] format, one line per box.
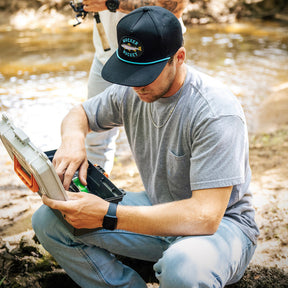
[101, 6, 183, 87]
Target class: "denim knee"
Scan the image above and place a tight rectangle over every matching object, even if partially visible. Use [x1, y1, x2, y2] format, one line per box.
[154, 238, 225, 288]
[32, 205, 49, 233]
[32, 205, 63, 245]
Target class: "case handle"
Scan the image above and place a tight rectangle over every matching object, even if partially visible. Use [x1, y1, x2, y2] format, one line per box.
[14, 155, 39, 192]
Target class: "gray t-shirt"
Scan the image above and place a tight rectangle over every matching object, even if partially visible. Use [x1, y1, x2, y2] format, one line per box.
[83, 66, 259, 244]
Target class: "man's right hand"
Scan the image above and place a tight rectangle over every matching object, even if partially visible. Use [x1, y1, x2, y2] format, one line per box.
[53, 105, 90, 190]
[53, 142, 88, 190]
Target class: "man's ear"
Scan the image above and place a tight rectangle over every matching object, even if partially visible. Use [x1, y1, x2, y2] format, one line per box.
[176, 47, 186, 65]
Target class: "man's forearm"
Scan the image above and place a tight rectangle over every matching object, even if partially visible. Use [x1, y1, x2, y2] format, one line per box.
[61, 104, 90, 141]
[117, 186, 232, 236]
[119, 0, 189, 18]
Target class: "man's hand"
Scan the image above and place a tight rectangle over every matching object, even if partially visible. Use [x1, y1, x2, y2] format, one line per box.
[53, 139, 88, 190]
[53, 105, 90, 190]
[83, 0, 107, 12]
[81, 0, 188, 18]
[43, 192, 109, 229]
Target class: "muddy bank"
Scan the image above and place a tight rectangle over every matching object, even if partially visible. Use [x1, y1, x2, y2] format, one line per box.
[254, 86, 288, 134]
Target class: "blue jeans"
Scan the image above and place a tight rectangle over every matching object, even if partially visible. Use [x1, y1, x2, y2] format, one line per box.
[32, 191, 256, 288]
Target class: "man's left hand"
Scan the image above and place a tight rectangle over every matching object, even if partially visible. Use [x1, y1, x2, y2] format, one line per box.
[42, 191, 109, 229]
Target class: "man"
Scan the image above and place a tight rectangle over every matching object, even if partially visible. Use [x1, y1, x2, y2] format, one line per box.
[82, 0, 188, 175]
[33, 6, 259, 288]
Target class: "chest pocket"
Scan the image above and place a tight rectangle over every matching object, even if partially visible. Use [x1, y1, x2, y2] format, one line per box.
[167, 150, 192, 200]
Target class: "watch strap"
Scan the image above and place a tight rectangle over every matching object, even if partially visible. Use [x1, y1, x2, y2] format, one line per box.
[107, 202, 117, 217]
[102, 202, 118, 230]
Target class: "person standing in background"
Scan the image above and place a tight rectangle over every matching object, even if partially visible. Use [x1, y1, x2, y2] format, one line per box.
[82, 0, 189, 175]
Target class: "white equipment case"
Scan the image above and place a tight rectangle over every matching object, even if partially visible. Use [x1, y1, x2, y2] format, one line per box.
[0, 113, 68, 201]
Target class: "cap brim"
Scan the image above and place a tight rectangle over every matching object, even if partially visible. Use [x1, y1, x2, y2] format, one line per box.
[101, 52, 168, 87]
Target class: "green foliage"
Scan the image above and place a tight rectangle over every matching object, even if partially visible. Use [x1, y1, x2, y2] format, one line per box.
[0, 277, 6, 286]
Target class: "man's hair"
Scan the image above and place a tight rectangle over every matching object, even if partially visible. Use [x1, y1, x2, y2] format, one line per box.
[168, 56, 174, 65]
[167, 39, 184, 65]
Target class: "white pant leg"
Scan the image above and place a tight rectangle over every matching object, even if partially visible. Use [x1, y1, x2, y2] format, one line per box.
[86, 54, 119, 174]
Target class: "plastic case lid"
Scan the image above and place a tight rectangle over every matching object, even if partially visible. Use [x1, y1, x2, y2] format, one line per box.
[0, 113, 68, 201]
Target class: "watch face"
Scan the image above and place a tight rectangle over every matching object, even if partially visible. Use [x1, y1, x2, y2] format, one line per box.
[103, 215, 117, 230]
[106, 0, 119, 12]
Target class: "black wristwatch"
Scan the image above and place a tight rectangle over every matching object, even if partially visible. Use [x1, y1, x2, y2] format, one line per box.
[105, 0, 119, 12]
[102, 202, 118, 230]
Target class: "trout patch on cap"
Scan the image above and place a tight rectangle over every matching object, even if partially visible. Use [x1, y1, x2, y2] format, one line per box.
[120, 37, 143, 59]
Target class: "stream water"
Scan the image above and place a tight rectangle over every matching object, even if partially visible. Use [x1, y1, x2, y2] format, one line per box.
[0, 14, 288, 157]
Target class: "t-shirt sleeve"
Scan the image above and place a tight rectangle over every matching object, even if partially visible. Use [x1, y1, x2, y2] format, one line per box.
[82, 85, 125, 132]
[190, 115, 248, 190]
